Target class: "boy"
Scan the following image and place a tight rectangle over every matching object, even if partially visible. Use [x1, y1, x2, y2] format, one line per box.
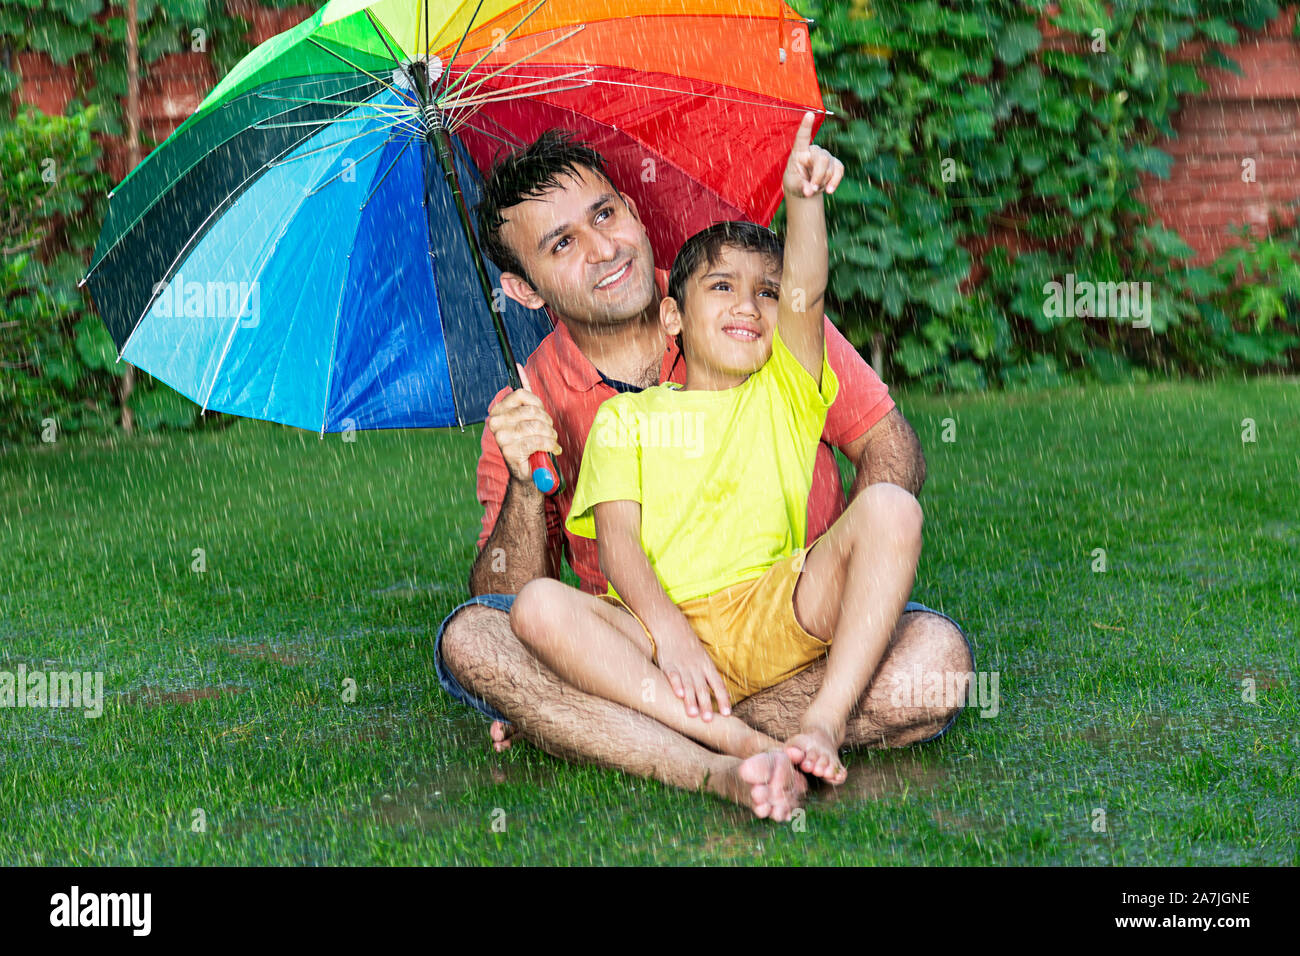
[509, 114, 923, 819]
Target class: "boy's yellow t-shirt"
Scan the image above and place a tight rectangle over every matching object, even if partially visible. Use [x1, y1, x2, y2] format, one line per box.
[566, 325, 839, 605]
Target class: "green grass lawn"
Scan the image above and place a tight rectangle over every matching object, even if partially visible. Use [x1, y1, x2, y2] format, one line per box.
[2, 378, 1297, 865]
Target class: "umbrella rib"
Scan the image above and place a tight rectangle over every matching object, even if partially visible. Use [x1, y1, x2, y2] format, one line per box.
[473, 111, 527, 148]
[443, 21, 597, 77]
[83, 79, 387, 284]
[446, 79, 591, 116]
[560, 75, 835, 116]
[442, 26, 585, 132]
[448, 65, 595, 82]
[363, 8, 406, 73]
[444, 81, 589, 130]
[438, 0, 551, 102]
[317, 2, 423, 435]
[305, 137, 396, 199]
[391, 116, 429, 139]
[113, 112, 400, 363]
[434, 0, 487, 99]
[246, 77, 399, 115]
[359, 137, 415, 213]
[317, 263, 349, 437]
[200, 223, 288, 415]
[446, 82, 593, 133]
[306, 37, 420, 110]
[260, 105, 418, 133]
[456, 119, 526, 150]
[266, 122, 393, 168]
[443, 22, 582, 107]
[216, 74, 381, 114]
[440, 66, 593, 111]
[201, 128, 399, 415]
[253, 114, 407, 131]
[254, 89, 410, 107]
[255, 95, 417, 119]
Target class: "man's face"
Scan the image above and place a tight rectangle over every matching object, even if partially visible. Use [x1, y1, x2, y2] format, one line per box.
[497, 166, 657, 327]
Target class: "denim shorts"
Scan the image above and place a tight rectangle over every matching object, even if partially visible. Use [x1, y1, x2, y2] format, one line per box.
[434, 594, 974, 742]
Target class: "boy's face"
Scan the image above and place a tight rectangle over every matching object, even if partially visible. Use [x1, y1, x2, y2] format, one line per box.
[496, 165, 658, 328]
[662, 245, 782, 382]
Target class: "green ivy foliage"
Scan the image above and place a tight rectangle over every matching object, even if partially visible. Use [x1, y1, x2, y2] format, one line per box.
[0, 2, 287, 136]
[801, 0, 1300, 388]
[3, 1, 1298, 448]
[1, 1, 306, 444]
[1, 105, 117, 442]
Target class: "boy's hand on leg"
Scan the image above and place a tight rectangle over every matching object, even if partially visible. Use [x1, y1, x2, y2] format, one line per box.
[654, 627, 732, 721]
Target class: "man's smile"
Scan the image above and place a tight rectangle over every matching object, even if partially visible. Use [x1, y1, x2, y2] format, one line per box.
[594, 259, 633, 291]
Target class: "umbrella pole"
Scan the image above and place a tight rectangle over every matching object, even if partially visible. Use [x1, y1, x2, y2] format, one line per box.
[414, 65, 560, 494]
[426, 120, 524, 393]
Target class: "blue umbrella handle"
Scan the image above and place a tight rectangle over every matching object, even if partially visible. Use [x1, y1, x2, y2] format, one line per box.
[528, 450, 563, 496]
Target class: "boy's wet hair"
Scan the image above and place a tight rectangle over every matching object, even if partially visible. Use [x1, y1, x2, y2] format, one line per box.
[667, 220, 784, 309]
[475, 130, 618, 284]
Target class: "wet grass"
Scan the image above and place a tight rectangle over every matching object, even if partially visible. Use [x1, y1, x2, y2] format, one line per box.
[1, 377, 1297, 865]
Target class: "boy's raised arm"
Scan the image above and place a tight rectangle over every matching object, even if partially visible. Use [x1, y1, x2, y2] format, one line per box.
[593, 499, 733, 720]
[778, 111, 843, 383]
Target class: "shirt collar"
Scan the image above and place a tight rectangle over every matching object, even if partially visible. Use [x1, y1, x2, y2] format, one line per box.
[551, 318, 682, 394]
[551, 319, 604, 393]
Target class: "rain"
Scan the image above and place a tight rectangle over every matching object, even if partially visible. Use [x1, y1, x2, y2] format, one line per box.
[0, 0, 1296, 895]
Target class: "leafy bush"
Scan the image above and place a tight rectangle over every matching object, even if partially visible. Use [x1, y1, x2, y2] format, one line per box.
[0, 1, 308, 446]
[4, 0, 1298, 447]
[0, 104, 120, 443]
[799, 0, 1299, 388]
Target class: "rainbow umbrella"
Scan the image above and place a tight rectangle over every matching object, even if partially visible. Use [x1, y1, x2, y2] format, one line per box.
[82, 0, 824, 489]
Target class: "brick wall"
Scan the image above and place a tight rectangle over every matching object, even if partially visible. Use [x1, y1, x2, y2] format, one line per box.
[12, 1, 315, 185]
[1145, 8, 1300, 264]
[9, 3, 1300, 266]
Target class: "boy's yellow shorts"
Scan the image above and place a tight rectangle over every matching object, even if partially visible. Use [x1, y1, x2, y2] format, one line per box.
[597, 543, 830, 705]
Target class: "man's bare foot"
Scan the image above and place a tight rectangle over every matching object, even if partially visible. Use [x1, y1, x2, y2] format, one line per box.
[489, 720, 516, 753]
[786, 725, 847, 785]
[707, 750, 806, 821]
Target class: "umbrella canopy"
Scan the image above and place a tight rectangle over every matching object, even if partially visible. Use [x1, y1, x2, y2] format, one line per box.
[83, 0, 825, 434]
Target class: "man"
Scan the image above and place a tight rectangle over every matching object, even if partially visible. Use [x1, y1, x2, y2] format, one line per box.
[435, 131, 974, 814]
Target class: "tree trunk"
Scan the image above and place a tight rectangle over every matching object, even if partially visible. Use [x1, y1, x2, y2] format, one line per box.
[870, 332, 885, 381]
[119, 0, 140, 434]
[2, 42, 14, 123]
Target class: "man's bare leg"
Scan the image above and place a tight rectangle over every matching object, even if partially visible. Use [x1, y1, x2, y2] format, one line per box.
[734, 609, 973, 748]
[440, 603, 803, 819]
[489, 607, 969, 753]
[511, 579, 797, 763]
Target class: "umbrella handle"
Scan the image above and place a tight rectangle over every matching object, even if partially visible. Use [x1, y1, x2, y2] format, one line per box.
[529, 450, 563, 496]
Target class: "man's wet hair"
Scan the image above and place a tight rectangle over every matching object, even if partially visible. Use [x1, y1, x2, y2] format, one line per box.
[667, 220, 784, 308]
[475, 130, 618, 284]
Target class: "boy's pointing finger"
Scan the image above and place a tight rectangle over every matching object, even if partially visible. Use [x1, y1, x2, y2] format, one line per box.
[792, 110, 815, 153]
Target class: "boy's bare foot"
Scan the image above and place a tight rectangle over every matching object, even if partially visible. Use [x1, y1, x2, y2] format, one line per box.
[489, 720, 516, 753]
[786, 724, 847, 785]
[707, 751, 806, 821]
